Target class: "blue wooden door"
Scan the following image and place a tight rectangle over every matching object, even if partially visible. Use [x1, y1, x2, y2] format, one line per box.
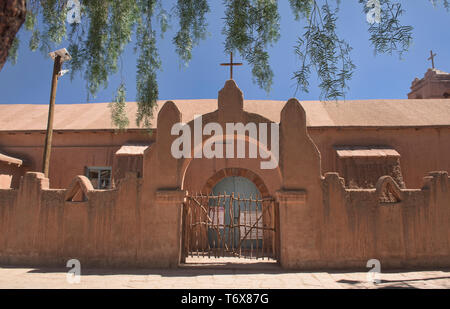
[208, 176, 261, 249]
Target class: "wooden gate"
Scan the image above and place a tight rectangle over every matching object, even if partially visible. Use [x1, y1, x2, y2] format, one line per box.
[182, 193, 279, 261]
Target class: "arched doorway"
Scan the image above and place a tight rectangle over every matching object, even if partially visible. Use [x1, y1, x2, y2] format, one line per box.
[182, 171, 278, 262]
[201, 168, 271, 198]
[209, 176, 262, 250]
[212, 176, 261, 197]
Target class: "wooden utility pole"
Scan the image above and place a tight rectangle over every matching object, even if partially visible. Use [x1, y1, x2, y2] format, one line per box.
[42, 55, 62, 178]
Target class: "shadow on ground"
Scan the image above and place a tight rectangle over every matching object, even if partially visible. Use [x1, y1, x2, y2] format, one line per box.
[0, 262, 449, 280]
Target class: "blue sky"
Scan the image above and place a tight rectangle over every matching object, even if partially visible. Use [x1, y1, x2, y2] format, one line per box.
[0, 1, 449, 105]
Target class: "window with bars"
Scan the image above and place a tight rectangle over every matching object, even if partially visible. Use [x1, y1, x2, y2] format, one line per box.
[85, 167, 112, 190]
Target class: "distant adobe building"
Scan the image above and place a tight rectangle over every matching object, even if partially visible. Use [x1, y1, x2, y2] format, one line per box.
[408, 68, 450, 99]
[0, 67, 449, 270]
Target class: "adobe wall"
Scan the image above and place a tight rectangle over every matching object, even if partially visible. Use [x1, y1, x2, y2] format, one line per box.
[0, 130, 154, 188]
[0, 170, 447, 270]
[408, 69, 450, 99]
[309, 171, 450, 270]
[0, 172, 181, 268]
[0, 80, 448, 270]
[275, 100, 450, 269]
[0, 161, 27, 189]
[1, 119, 448, 192]
[309, 127, 450, 189]
[408, 79, 450, 99]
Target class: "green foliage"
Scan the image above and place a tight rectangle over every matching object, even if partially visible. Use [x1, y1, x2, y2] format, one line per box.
[289, 0, 314, 20]
[83, 1, 109, 96]
[20, 0, 167, 128]
[223, 0, 280, 93]
[293, 1, 355, 100]
[430, 0, 450, 10]
[7, 38, 20, 65]
[40, 0, 68, 51]
[173, 0, 210, 65]
[8, 0, 450, 128]
[359, 0, 413, 57]
[109, 83, 130, 130]
[135, 0, 160, 128]
[29, 29, 41, 51]
[25, 11, 37, 31]
[292, 0, 414, 99]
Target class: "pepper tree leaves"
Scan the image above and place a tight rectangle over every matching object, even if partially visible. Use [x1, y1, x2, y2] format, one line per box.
[223, 0, 280, 93]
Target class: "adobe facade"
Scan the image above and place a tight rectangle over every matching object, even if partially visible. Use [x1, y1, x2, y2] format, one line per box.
[408, 68, 450, 99]
[0, 78, 449, 270]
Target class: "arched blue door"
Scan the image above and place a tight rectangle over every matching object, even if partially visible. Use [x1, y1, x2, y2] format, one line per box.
[208, 176, 262, 249]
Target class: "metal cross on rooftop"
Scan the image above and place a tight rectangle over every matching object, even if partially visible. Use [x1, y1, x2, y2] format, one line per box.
[220, 52, 243, 80]
[428, 50, 437, 69]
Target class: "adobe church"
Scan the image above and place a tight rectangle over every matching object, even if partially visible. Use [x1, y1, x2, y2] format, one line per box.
[0, 66, 449, 270]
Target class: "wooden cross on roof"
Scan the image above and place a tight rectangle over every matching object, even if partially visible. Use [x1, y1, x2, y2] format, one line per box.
[428, 50, 437, 69]
[220, 52, 243, 80]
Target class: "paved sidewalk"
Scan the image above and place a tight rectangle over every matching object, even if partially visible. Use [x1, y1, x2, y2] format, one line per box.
[0, 259, 449, 289]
